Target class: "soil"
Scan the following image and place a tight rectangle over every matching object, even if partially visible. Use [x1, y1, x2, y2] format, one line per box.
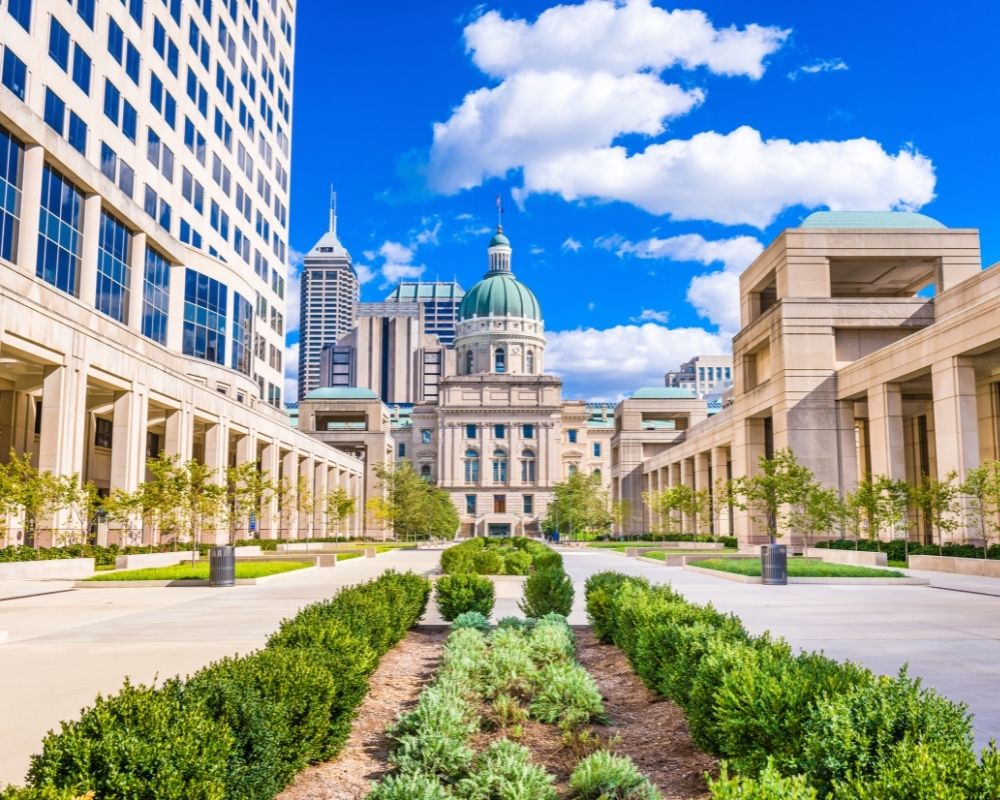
[280, 627, 716, 800]
[277, 628, 447, 800]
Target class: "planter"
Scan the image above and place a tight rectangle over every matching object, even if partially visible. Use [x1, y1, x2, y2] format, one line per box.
[0, 558, 95, 580]
[908, 554, 1000, 577]
[114, 552, 197, 571]
[761, 544, 788, 586]
[804, 547, 888, 568]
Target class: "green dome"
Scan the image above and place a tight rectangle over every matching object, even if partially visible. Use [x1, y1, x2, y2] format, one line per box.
[459, 272, 541, 321]
[489, 230, 510, 247]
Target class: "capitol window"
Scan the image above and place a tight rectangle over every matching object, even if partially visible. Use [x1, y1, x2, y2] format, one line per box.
[521, 449, 536, 483]
[464, 449, 480, 482]
[465, 349, 473, 374]
[492, 448, 508, 483]
[526, 350, 534, 373]
[495, 347, 505, 373]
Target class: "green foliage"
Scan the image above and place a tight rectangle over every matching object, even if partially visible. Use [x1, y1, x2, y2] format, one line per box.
[542, 471, 618, 539]
[584, 572, 643, 643]
[368, 461, 460, 540]
[365, 772, 451, 800]
[441, 537, 560, 575]
[503, 549, 532, 574]
[527, 615, 576, 664]
[708, 760, 818, 800]
[730, 448, 816, 543]
[0, 788, 93, 800]
[568, 751, 662, 800]
[519, 566, 574, 618]
[84, 560, 311, 581]
[473, 548, 505, 575]
[453, 739, 557, 800]
[452, 611, 492, 633]
[28, 680, 232, 800]
[436, 574, 496, 621]
[529, 661, 606, 728]
[689, 557, 906, 578]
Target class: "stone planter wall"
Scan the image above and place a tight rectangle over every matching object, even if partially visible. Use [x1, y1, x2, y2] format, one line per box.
[804, 547, 888, 568]
[908, 554, 1000, 577]
[0, 558, 95, 580]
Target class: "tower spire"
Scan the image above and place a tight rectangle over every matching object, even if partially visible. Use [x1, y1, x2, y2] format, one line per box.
[329, 184, 337, 236]
[496, 192, 503, 232]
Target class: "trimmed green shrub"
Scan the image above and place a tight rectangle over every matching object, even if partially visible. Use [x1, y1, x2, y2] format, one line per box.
[27, 680, 232, 800]
[452, 610, 492, 633]
[527, 615, 576, 664]
[529, 661, 606, 728]
[708, 760, 818, 799]
[568, 751, 661, 800]
[496, 616, 532, 632]
[520, 566, 573, 618]
[504, 550, 532, 575]
[832, 739, 983, 800]
[453, 739, 557, 800]
[365, 772, 450, 800]
[584, 572, 644, 643]
[473, 548, 505, 575]
[436, 574, 495, 621]
[440, 537, 560, 575]
[0, 789, 93, 799]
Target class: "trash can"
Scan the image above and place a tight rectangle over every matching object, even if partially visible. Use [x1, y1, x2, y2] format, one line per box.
[760, 544, 788, 585]
[209, 545, 236, 587]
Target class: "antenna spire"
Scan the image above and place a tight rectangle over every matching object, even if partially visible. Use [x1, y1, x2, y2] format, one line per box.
[496, 193, 503, 231]
[329, 184, 337, 235]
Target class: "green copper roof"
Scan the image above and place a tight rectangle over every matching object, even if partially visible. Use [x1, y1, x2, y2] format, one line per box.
[489, 228, 510, 247]
[459, 272, 541, 321]
[800, 211, 945, 229]
[630, 387, 696, 399]
[303, 387, 378, 400]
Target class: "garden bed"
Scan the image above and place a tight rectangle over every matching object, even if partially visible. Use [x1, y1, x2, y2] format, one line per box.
[684, 558, 929, 585]
[79, 559, 313, 585]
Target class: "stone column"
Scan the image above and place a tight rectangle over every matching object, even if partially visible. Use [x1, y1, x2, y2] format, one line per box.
[166, 265, 186, 351]
[202, 421, 229, 545]
[693, 452, 711, 537]
[78, 193, 102, 306]
[679, 458, 694, 534]
[127, 232, 146, 331]
[932, 357, 980, 542]
[38, 361, 88, 546]
[835, 399, 861, 496]
[164, 406, 193, 461]
[867, 383, 906, 480]
[15, 144, 44, 274]
[110, 386, 148, 544]
[298, 455, 315, 539]
[281, 448, 299, 539]
[711, 447, 732, 538]
[259, 440, 281, 539]
[313, 461, 328, 538]
[731, 418, 767, 546]
[0, 391, 35, 457]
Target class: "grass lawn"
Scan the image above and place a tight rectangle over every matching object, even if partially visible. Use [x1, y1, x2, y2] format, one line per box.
[86, 560, 312, 581]
[689, 557, 906, 578]
[338, 551, 363, 560]
[642, 549, 737, 560]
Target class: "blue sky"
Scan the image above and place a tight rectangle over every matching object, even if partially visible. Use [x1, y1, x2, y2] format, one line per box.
[285, 0, 1000, 400]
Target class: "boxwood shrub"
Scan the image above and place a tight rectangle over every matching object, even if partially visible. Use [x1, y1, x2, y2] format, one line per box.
[435, 574, 495, 621]
[519, 565, 574, 618]
[16, 570, 430, 799]
[585, 571, 995, 798]
[440, 537, 560, 575]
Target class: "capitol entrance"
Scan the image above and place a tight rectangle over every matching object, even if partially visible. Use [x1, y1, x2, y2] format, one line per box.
[488, 523, 512, 537]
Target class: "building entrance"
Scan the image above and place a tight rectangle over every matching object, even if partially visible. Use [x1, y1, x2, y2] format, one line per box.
[487, 523, 511, 537]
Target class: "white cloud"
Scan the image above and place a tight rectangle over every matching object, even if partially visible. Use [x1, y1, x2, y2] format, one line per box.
[529, 245, 545, 255]
[587, 301, 596, 311]
[523, 126, 936, 227]
[547, 322, 730, 399]
[788, 57, 849, 80]
[284, 341, 299, 405]
[380, 262, 426, 286]
[631, 308, 670, 323]
[378, 240, 415, 264]
[355, 264, 377, 285]
[363, 249, 376, 260]
[285, 249, 305, 336]
[413, 218, 442, 246]
[464, 1, 788, 79]
[428, 2, 936, 227]
[607, 232, 764, 331]
[562, 237, 583, 253]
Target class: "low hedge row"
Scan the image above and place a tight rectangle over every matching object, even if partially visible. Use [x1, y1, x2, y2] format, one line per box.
[585, 572, 1000, 799]
[440, 537, 561, 575]
[5, 570, 430, 800]
[0, 543, 214, 566]
[817, 538, 1000, 562]
[598, 534, 738, 548]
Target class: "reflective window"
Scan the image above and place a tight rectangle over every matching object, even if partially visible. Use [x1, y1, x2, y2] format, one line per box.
[492, 449, 508, 483]
[142, 247, 170, 344]
[1, 48, 27, 100]
[182, 269, 227, 365]
[231, 293, 253, 375]
[0, 126, 23, 263]
[37, 165, 83, 296]
[464, 449, 479, 483]
[494, 347, 505, 373]
[520, 449, 536, 483]
[95, 211, 130, 322]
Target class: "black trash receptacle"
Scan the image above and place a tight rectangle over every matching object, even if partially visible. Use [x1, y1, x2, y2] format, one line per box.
[761, 543, 788, 585]
[209, 545, 236, 587]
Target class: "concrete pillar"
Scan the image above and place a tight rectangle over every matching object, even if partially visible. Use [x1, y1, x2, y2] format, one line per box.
[711, 447, 732, 538]
[259, 441, 280, 539]
[314, 461, 328, 537]
[78, 193, 102, 306]
[694, 452, 711, 536]
[352, 472, 363, 537]
[932, 357, 979, 479]
[298, 455, 314, 539]
[835, 399, 861, 495]
[127, 232, 146, 330]
[164, 406, 193, 461]
[0, 391, 35, 457]
[679, 458, 694, 534]
[867, 383, 906, 480]
[201, 421, 228, 545]
[15, 144, 44, 274]
[731, 418, 767, 545]
[281, 448, 299, 539]
[110, 387, 148, 544]
[166, 265, 186, 352]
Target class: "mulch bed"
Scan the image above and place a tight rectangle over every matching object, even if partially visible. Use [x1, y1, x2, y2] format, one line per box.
[279, 626, 716, 800]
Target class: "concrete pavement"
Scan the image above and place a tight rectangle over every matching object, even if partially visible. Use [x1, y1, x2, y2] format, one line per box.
[0, 549, 440, 787]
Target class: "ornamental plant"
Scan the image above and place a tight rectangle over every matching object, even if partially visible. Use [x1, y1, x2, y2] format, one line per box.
[569, 751, 661, 800]
[519, 565, 574, 617]
[435, 574, 495, 621]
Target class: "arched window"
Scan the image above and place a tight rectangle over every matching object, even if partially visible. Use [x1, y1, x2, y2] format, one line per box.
[592, 468, 602, 480]
[465, 349, 474, 375]
[492, 448, 508, 483]
[520, 449, 536, 483]
[494, 347, 506, 373]
[526, 350, 535, 374]
[568, 464, 578, 477]
[420, 464, 432, 480]
[464, 449, 480, 482]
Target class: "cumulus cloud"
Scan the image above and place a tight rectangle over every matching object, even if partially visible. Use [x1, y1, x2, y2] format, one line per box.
[381, 262, 426, 286]
[547, 322, 730, 399]
[285, 249, 305, 337]
[788, 57, 849, 80]
[562, 237, 583, 253]
[428, 2, 936, 226]
[355, 264, 377, 285]
[464, 1, 788, 79]
[607, 232, 764, 331]
[631, 308, 670, 323]
[413, 218, 442, 246]
[530, 245, 545, 255]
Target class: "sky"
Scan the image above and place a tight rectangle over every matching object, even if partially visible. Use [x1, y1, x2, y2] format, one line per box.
[284, 0, 1000, 401]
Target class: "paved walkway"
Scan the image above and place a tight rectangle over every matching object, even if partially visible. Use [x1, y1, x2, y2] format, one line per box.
[0, 550, 440, 787]
[558, 548, 1000, 751]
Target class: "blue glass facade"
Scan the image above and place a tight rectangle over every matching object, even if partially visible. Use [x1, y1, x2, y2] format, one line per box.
[37, 165, 83, 296]
[142, 247, 170, 345]
[95, 211, 130, 322]
[183, 269, 226, 365]
[231, 292, 253, 375]
[0, 126, 22, 264]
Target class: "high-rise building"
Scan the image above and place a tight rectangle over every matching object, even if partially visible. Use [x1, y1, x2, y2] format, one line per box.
[0, 0, 366, 546]
[297, 202, 358, 399]
[383, 281, 464, 346]
[664, 355, 733, 398]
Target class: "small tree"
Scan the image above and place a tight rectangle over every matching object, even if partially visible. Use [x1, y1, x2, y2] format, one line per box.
[295, 473, 314, 540]
[712, 477, 736, 541]
[730, 448, 814, 544]
[642, 484, 693, 537]
[912, 472, 959, 555]
[845, 475, 909, 549]
[690, 487, 713, 538]
[224, 463, 273, 543]
[325, 485, 357, 537]
[274, 476, 294, 538]
[369, 461, 458, 540]
[960, 461, 1000, 556]
[59, 477, 104, 545]
[2, 451, 65, 547]
[790, 483, 845, 548]
[544, 471, 615, 540]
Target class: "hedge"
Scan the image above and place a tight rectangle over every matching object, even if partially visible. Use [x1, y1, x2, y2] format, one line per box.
[816, 538, 1000, 562]
[12, 570, 430, 799]
[0, 543, 213, 566]
[584, 571, 1000, 799]
[435, 574, 496, 621]
[440, 537, 561, 575]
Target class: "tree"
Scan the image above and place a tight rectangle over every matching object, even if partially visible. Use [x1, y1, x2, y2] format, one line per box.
[224, 463, 272, 543]
[911, 472, 959, 554]
[713, 477, 736, 540]
[730, 448, 815, 544]
[273, 476, 294, 538]
[324, 485, 356, 536]
[845, 475, 910, 548]
[368, 461, 458, 540]
[0, 450, 66, 547]
[790, 483, 845, 548]
[543, 471, 615, 540]
[960, 461, 1000, 556]
[295, 473, 314, 540]
[58, 476, 104, 545]
[642, 484, 693, 537]
[691, 487, 713, 538]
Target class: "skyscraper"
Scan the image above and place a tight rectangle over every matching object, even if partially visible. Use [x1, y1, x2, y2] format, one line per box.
[382, 281, 464, 346]
[297, 200, 358, 399]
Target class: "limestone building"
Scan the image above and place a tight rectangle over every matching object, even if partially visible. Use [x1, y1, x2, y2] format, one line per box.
[665, 355, 733, 399]
[383, 281, 464, 346]
[0, 0, 364, 545]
